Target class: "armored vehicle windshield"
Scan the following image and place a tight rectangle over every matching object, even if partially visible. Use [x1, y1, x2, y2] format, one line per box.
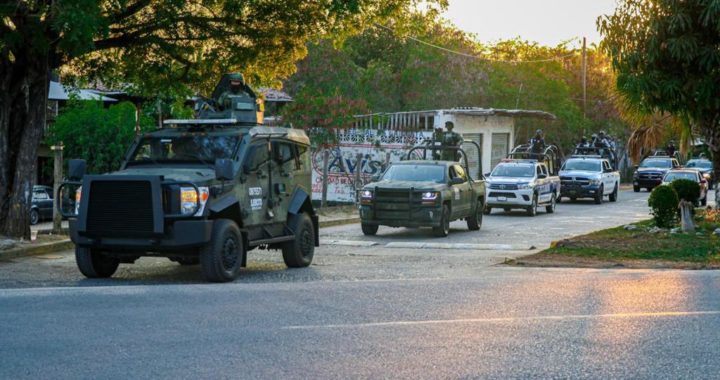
[382, 164, 446, 183]
[127, 133, 241, 166]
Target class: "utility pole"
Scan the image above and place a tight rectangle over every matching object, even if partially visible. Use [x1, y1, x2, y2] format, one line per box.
[51, 143, 64, 233]
[582, 37, 587, 121]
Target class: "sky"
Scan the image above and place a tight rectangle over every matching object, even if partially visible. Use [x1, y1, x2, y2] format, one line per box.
[442, 0, 619, 47]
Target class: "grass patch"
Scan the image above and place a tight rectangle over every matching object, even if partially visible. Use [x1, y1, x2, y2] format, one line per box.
[514, 214, 720, 269]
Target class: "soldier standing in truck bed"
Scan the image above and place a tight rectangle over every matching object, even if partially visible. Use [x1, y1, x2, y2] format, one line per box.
[442, 121, 463, 161]
[218, 73, 249, 110]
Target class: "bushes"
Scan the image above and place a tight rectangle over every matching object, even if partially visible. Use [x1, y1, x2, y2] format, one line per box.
[669, 179, 701, 205]
[648, 185, 679, 228]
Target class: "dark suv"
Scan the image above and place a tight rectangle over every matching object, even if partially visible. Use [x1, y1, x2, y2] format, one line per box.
[633, 156, 680, 192]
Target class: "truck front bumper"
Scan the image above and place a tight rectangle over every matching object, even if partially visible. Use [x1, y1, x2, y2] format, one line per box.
[359, 204, 443, 227]
[560, 184, 601, 199]
[486, 189, 535, 208]
[69, 219, 213, 252]
[633, 178, 662, 188]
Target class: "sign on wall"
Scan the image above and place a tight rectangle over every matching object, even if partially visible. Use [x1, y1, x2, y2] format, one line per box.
[311, 129, 433, 202]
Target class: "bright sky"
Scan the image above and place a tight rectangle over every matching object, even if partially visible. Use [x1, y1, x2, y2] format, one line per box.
[442, 0, 619, 47]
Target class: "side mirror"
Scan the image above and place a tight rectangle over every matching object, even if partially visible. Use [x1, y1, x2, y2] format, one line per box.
[215, 159, 234, 181]
[450, 177, 465, 185]
[68, 159, 86, 181]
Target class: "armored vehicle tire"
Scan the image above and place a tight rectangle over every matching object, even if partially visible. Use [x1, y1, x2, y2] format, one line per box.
[466, 204, 483, 231]
[361, 223, 379, 236]
[29, 209, 40, 225]
[75, 247, 120, 278]
[609, 184, 618, 202]
[200, 219, 243, 282]
[546, 193, 556, 213]
[282, 212, 315, 268]
[433, 205, 451, 237]
[594, 186, 604, 204]
[526, 195, 538, 217]
[633, 185, 640, 192]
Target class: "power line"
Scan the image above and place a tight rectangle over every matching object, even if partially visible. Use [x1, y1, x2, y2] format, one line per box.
[374, 23, 579, 64]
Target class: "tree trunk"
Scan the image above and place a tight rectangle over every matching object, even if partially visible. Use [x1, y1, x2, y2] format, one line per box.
[0, 53, 49, 239]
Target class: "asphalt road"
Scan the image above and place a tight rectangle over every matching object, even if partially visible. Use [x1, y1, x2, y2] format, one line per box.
[2, 189, 719, 379]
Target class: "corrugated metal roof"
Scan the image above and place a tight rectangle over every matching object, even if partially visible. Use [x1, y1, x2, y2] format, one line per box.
[257, 87, 293, 102]
[48, 81, 118, 102]
[443, 107, 556, 120]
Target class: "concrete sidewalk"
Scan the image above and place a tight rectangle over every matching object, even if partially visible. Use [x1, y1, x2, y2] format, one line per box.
[3, 205, 360, 260]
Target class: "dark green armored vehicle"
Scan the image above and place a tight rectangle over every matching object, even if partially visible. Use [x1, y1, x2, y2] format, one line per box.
[358, 142, 486, 237]
[59, 74, 317, 282]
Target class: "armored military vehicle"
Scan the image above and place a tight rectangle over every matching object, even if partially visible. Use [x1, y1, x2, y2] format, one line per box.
[58, 74, 317, 282]
[358, 141, 485, 237]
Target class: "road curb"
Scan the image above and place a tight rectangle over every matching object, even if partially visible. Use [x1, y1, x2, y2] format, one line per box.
[1, 217, 360, 260]
[0, 239, 74, 260]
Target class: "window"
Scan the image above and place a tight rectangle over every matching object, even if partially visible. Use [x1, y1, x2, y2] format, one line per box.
[273, 142, 295, 164]
[453, 165, 468, 181]
[33, 189, 49, 201]
[536, 166, 543, 176]
[245, 143, 269, 172]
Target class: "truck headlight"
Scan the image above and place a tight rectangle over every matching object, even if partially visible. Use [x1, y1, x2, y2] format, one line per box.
[422, 192, 439, 201]
[518, 183, 534, 190]
[360, 190, 373, 205]
[180, 187, 209, 216]
[590, 179, 602, 186]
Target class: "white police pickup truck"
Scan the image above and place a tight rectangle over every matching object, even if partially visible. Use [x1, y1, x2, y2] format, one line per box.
[484, 160, 560, 216]
[559, 156, 620, 204]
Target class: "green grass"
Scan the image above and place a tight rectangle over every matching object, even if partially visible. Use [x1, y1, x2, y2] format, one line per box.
[544, 219, 720, 264]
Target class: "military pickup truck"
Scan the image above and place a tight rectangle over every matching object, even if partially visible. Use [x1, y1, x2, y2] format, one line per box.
[358, 142, 485, 237]
[58, 74, 318, 282]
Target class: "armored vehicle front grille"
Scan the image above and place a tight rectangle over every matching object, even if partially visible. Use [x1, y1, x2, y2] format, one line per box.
[86, 180, 155, 237]
[489, 183, 519, 190]
[488, 192, 517, 198]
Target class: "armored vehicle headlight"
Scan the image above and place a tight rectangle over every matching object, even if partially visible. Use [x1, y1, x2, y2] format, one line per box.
[422, 192, 439, 200]
[360, 190, 374, 205]
[180, 187, 209, 216]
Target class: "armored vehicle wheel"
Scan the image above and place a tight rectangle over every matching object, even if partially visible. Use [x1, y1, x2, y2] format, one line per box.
[283, 212, 315, 268]
[609, 184, 618, 202]
[526, 195, 538, 217]
[29, 209, 40, 225]
[433, 205, 450, 237]
[75, 247, 120, 278]
[200, 219, 243, 282]
[594, 185, 604, 204]
[633, 185, 640, 192]
[466, 204, 482, 231]
[361, 223, 379, 236]
[546, 193, 556, 213]
[483, 206, 491, 215]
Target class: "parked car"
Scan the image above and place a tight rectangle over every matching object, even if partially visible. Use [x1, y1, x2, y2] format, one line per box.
[485, 159, 560, 216]
[661, 169, 708, 206]
[633, 156, 680, 192]
[559, 156, 620, 204]
[30, 185, 54, 225]
[685, 158, 714, 189]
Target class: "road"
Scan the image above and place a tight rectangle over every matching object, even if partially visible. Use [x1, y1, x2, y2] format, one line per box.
[2, 189, 719, 379]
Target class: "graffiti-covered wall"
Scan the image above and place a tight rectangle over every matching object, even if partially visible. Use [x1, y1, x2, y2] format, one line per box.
[311, 129, 433, 202]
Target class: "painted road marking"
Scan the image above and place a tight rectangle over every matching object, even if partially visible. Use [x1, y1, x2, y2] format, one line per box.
[282, 310, 720, 330]
[322, 240, 379, 247]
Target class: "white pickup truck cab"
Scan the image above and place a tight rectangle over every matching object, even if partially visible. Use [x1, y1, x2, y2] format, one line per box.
[484, 160, 561, 216]
[559, 156, 620, 204]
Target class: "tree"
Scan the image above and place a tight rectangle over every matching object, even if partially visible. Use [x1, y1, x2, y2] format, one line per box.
[599, 0, 720, 185]
[46, 100, 153, 174]
[0, 0, 430, 238]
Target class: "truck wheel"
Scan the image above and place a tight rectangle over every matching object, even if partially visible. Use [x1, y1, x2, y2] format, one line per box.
[466, 203, 482, 231]
[526, 195, 538, 217]
[546, 193, 556, 213]
[200, 219, 243, 282]
[433, 205, 450, 237]
[30, 209, 40, 225]
[75, 247, 120, 278]
[282, 212, 315, 268]
[609, 184, 618, 202]
[361, 223, 379, 236]
[594, 185, 604, 204]
[633, 185, 640, 192]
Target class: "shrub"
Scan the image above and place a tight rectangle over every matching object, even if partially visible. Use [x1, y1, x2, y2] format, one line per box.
[669, 179, 701, 205]
[648, 185, 679, 228]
